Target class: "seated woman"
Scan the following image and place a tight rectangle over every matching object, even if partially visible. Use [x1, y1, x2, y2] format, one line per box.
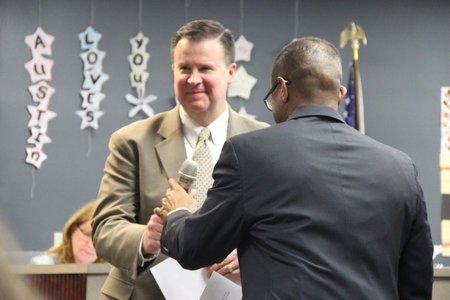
[31, 200, 101, 264]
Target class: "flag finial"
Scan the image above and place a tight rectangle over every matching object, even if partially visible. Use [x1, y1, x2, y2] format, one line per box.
[340, 22, 367, 61]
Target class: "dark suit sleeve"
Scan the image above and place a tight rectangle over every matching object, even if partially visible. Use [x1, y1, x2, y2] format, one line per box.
[161, 140, 247, 270]
[397, 164, 433, 300]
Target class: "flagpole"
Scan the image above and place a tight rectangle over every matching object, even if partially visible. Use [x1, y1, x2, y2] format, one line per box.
[353, 58, 362, 132]
[340, 22, 367, 133]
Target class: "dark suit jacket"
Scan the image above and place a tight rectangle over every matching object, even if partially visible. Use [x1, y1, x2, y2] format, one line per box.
[161, 105, 433, 300]
[92, 105, 268, 299]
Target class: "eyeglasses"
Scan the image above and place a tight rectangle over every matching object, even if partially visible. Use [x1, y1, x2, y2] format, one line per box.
[263, 79, 290, 111]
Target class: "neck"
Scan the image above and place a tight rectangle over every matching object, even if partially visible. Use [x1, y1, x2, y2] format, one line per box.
[189, 104, 227, 127]
[296, 92, 340, 111]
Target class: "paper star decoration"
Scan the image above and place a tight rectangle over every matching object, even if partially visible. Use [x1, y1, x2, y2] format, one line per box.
[26, 146, 48, 169]
[25, 27, 55, 57]
[227, 66, 257, 100]
[80, 49, 106, 71]
[80, 91, 105, 110]
[78, 26, 102, 51]
[130, 32, 149, 53]
[78, 26, 108, 131]
[128, 52, 150, 71]
[27, 127, 52, 145]
[126, 31, 157, 119]
[75, 109, 104, 130]
[129, 70, 149, 89]
[238, 106, 256, 119]
[24, 56, 54, 83]
[28, 81, 55, 109]
[125, 93, 157, 118]
[235, 35, 254, 62]
[24, 26, 56, 169]
[82, 69, 109, 92]
[27, 106, 57, 131]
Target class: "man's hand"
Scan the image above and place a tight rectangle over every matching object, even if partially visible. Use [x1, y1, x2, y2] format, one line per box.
[155, 179, 197, 217]
[207, 249, 240, 281]
[141, 214, 164, 255]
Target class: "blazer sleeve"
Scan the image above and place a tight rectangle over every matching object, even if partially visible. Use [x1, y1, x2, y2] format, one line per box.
[397, 164, 434, 300]
[161, 140, 248, 270]
[92, 130, 148, 280]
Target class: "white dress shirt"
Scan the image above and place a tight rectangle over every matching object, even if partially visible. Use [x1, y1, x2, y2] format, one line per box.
[179, 104, 229, 164]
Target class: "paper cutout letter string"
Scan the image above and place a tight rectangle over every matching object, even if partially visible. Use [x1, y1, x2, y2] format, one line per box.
[77, 26, 109, 130]
[125, 32, 157, 118]
[24, 27, 56, 169]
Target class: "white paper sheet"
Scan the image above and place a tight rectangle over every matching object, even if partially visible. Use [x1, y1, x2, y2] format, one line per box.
[200, 271, 242, 300]
[151, 258, 243, 300]
[150, 258, 209, 300]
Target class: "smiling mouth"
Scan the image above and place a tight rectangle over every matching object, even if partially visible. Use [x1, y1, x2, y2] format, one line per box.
[187, 90, 206, 94]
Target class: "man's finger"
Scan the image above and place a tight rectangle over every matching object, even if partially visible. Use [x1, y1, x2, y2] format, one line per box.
[168, 178, 180, 190]
[153, 207, 167, 218]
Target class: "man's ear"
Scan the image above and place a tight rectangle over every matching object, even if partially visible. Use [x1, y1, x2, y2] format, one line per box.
[277, 76, 289, 103]
[338, 85, 347, 105]
[227, 63, 237, 85]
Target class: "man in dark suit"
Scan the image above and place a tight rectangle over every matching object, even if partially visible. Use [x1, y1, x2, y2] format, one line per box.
[157, 37, 434, 299]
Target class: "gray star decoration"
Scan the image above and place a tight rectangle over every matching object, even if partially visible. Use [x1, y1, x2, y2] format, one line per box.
[227, 66, 257, 100]
[235, 35, 254, 62]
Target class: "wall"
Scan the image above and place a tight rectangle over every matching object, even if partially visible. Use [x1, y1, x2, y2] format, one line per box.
[0, 0, 448, 250]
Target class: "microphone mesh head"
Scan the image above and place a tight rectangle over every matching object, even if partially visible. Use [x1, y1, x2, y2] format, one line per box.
[179, 159, 198, 179]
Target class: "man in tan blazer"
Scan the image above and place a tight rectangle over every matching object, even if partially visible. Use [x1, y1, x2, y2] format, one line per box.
[92, 19, 267, 299]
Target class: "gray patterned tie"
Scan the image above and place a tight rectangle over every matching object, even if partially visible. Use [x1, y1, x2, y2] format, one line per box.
[192, 127, 214, 208]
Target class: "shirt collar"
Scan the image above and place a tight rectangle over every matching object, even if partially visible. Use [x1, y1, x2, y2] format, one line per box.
[289, 104, 345, 124]
[179, 104, 229, 148]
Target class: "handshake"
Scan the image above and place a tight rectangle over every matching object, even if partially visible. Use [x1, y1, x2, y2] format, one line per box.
[143, 159, 198, 255]
[153, 178, 197, 217]
[143, 166, 241, 279]
[154, 159, 199, 217]
[142, 178, 196, 256]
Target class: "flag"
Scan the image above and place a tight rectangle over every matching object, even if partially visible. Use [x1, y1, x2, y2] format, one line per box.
[343, 61, 365, 133]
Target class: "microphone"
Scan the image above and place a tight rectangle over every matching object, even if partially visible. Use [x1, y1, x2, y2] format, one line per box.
[178, 159, 198, 192]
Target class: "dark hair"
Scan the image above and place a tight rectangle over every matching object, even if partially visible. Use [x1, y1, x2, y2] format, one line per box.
[272, 37, 343, 100]
[171, 19, 235, 65]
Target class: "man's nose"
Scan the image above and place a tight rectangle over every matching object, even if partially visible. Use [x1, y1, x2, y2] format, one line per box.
[187, 71, 202, 85]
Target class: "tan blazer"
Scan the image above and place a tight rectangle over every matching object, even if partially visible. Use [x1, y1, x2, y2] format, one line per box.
[92, 105, 268, 299]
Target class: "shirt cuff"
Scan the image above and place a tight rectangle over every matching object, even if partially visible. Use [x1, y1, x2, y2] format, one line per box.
[138, 233, 160, 267]
[168, 207, 193, 215]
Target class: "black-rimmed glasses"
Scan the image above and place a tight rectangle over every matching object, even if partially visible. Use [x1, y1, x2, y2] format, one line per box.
[263, 79, 290, 111]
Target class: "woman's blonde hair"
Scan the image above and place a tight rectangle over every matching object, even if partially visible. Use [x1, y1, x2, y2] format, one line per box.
[47, 200, 101, 263]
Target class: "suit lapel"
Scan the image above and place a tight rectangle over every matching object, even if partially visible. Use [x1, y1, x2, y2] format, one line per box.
[227, 107, 245, 138]
[155, 106, 186, 179]
[155, 106, 247, 177]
